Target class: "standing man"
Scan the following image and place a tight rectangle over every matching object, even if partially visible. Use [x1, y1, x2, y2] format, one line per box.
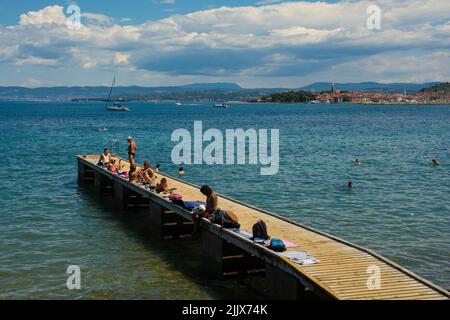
[127, 136, 137, 166]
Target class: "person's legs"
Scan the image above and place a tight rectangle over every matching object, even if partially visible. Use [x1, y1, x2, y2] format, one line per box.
[128, 153, 136, 167]
[191, 214, 200, 238]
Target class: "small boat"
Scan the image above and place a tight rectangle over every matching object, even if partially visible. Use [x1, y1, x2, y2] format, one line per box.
[214, 103, 229, 108]
[175, 102, 182, 106]
[106, 103, 129, 112]
[98, 127, 108, 132]
[105, 76, 130, 112]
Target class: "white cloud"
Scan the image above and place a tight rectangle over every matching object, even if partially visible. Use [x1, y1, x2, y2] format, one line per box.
[19, 5, 66, 26]
[1, 1, 449, 86]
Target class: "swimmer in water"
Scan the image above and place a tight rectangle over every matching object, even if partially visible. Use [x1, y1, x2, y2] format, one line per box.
[432, 159, 440, 166]
[179, 167, 185, 177]
[355, 159, 361, 166]
[155, 163, 161, 172]
[347, 181, 353, 189]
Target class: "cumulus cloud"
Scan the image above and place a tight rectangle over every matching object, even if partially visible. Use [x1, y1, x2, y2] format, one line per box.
[1, 0, 449, 86]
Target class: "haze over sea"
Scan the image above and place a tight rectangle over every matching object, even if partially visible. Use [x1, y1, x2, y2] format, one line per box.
[0, 101, 449, 299]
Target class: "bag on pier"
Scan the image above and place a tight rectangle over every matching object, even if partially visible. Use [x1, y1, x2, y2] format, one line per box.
[269, 238, 286, 252]
[251, 220, 269, 240]
[169, 193, 182, 201]
[209, 209, 240, 229]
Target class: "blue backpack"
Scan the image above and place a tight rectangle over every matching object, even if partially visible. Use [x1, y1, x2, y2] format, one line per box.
[269, 238, 286, 252]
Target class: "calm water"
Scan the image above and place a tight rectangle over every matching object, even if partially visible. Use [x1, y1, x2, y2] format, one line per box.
[0, 101, 449, 299]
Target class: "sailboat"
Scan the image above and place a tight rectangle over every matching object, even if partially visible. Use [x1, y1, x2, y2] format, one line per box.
[214, 103, 229, 108]
[105, 77, 130, 112]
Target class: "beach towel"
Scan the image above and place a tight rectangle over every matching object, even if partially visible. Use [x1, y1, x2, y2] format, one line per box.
[171, 199, 206, 211]
[181, 201, 206, 210]
[279, 251, 319, 265]
[264, 238, 298, 248]
[169, 194, 183, 201]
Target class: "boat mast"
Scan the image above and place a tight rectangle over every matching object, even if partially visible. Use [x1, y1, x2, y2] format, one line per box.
[105, 76, 115, 109]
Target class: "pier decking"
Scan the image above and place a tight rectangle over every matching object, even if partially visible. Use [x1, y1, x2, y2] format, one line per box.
[77, 154, 449, 300]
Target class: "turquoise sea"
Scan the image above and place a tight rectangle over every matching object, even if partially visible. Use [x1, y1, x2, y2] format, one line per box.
[0, 101, 449, 299]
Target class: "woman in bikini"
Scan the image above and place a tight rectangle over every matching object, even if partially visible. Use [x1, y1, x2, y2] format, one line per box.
[139, 161, 156, 184]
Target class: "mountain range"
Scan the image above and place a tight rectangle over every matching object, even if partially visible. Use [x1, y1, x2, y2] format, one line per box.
[0, 82, 443, 101]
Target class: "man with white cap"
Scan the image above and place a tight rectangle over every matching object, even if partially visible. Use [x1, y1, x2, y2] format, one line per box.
[127, 136, 137, 166]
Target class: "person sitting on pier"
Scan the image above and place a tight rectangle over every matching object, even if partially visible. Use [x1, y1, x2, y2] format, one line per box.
[191, 185, 218, 238]
[129, 165, 141, 184]
[107, 158, 122, 173]
[156, 178, 169, 193]
[155, 163, 161, 172]
[97, 148, 111, 166]
[139, 161, 156, 184]
[127, 136, 137, 166]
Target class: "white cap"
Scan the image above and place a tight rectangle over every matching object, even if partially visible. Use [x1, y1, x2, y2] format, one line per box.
[127, 136, 133, 140]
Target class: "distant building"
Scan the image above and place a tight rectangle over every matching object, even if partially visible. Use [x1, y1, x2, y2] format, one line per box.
[331, 82, 336, 93]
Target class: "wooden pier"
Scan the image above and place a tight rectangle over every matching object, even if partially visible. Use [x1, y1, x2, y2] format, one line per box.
[77, 154, 449, 300]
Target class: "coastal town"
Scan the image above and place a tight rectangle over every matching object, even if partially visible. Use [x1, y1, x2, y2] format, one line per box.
[258, 82, 450, 105]
[314, 83, 450, 105]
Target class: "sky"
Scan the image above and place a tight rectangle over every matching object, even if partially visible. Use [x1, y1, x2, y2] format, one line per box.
[0, 0, 449, 88]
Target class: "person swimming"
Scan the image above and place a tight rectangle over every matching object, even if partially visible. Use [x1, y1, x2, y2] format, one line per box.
[179, 167, 185, 177]
[97, 148, 111, 166]
[347, 181, 353, 189]
[432, 159, 440, 166]
[355, 159, 361, 166]
[155, 163, 161, 173]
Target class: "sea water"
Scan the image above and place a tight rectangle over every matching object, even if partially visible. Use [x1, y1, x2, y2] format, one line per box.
[0, 101, 448, 299]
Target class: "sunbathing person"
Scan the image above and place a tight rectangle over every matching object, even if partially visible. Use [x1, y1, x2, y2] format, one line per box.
[191, 185, 218, 238]
[156, 178, 169, 193]
[139, 161, 156, 184]
[97, 148, 111, 166]
[107, 159, 121, 173]
[129, 165, 141, 184]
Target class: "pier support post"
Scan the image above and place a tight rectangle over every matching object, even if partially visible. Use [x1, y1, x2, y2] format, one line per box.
[77, 159, 85, 182]
[94, 172, 114, 194]
[202, 230, 265, 278]
[147, 201, 193, 239]
[113, 181, 129, 209]
[265, 264, 316, 300]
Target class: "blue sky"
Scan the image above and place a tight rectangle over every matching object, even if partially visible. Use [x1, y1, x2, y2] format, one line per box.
[0, 0, 448, 87]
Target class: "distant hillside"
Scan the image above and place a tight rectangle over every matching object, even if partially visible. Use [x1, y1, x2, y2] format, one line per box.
[419, 82, 450, 94]
[0, 81, 446, 102]
[0, 82, 242, 101]
[300, 82, 440, 94]
[260, 91, 316, 103]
